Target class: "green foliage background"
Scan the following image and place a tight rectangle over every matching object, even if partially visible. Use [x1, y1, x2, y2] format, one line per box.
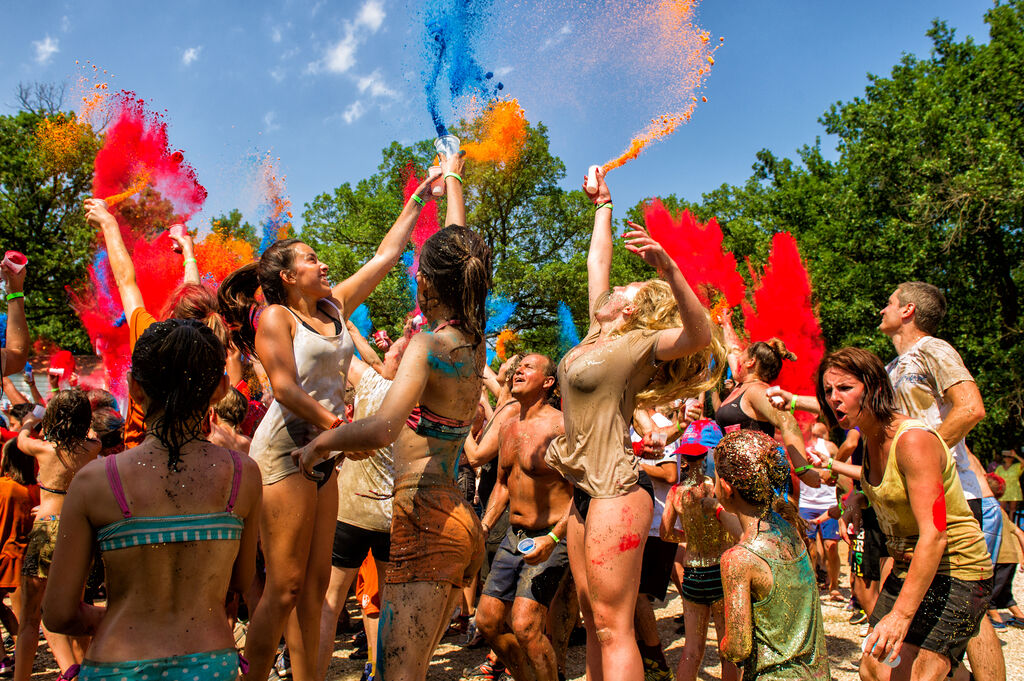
[1, 1, 1021, 457]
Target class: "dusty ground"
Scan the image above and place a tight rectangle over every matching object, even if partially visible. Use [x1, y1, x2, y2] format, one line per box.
[22, 551, 1024, 680]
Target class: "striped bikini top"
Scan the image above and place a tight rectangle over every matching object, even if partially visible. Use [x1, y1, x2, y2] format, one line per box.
[97, 451, 244, 553]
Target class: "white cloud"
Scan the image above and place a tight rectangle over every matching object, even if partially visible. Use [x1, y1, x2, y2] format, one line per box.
[325, 33, 358, 73]
[495, 66, 514, 76]
[309, 0, 387, 75]
[33, 35, 58, 65]
[357, 70, 396, 98]
[355, 0, 385, 32]
[342, 101, 366, 124]
[264, 111, 281, 133]
[182, 46, 202, 66]
[269, 66, 286, 83]
[60, 16, 71, 33]
[541, 22, 572, 51]
[271, 27, 282, 43]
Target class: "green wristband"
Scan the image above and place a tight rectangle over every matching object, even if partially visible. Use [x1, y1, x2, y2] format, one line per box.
[794, 465, 813, 475]
[412, 194, 425, 206]
[443, 172, 463, 183]
[182, 257, 197, 266]
[788, 395, 798, 414]
[596, 202, 613, 211]
[5, 292, 24, 302]
[547, 531, 560, 544]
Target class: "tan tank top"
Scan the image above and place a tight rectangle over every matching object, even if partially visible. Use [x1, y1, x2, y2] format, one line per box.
[861, 419, 991, 581]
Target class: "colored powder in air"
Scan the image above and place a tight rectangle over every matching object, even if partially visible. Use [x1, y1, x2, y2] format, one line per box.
[494, 329, 518, 361]
[256, 154, 293, 255]
[642, 199, 745, 308]
[602, 0, 719, 172]
[92, 91, 206, 219]
[35, 113, 93, 174]
[557, 301, 580, 358]
[402, 251, 419, 311]
[485, 293, 516, 335]
[403, 166, 440, 314]
[103, 170, 151, 207]
[350, 304, 373, 339]
[462, 99, 528, 167]
[740, 233, 825, 426]
[193, 233, 254, 284]
[0, 313, 6, 348]
[421, 0, 503, 136]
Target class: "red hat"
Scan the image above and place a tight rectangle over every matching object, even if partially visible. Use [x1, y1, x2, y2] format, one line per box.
[677, 421, 709, 458]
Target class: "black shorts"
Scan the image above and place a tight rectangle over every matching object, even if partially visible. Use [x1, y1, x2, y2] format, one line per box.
[991, 562, 1018, 610]
[572, 470, 655, 522]
[869, 572, 992, 665]
[332, 520, 391, 569]
[852, 507, 886, 583]
[639, 536, 677, 601]
[481, 525, 569, 606]
[681, 564, 724, 605]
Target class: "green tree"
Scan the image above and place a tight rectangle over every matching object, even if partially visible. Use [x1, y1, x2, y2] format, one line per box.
[210, 208, 259, 249]
[0, 104, 99, 352]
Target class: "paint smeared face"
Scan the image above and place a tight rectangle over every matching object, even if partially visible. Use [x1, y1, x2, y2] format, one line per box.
[821, 367, 866, 429]
[594, 282, 643, 324]
[510, 354, 552, 399]
[286, 242, 331, 297]
[878, 290, 906, 335]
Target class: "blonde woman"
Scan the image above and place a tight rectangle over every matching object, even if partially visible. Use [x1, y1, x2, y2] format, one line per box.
[543, 167, 724, 681]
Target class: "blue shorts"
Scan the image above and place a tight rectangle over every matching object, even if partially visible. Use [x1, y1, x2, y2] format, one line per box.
[481, 526, 569, 606]
[800, 507, 839, 541]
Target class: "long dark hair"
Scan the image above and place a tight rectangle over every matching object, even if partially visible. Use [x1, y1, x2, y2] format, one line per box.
[815, 347, 897, 430]
[2, 439, 36, 486]
[218, 239, 304, 355]
[41, 388, 92, 468]
[131, 319, 226, 470]
[418, 226, 491, 346]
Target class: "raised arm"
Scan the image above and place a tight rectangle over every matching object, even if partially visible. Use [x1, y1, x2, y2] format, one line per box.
[764, 386, 821, 415]
[85, 199, 144, 318]
[623, 220, 712, 361]
[747, 387, 820, 487]
[332, 172, 440, 314]
[3, 376, 27, 405]
[168, 231, 200, 285]
[440, 152, 466, 228]
[1, 261, 28, 376]
[864, 428, 949, 664]
[583, 167, 613, 318]
[346, 319, 384, 379]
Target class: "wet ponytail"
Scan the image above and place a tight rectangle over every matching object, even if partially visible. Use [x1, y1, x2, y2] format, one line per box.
[218, 239, 303, 355]
[419, 226, 492, 347]
[132, 319, 227, 470]
[40, 388, 92, 468]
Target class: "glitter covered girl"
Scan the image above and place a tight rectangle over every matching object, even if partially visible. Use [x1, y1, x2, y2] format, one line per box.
[219, 158, 457, 681]
[713, 429, 830, 680]
[543, 167, 723, 681]
[660, 428, 738, 681]
[816, 347, 991, 681]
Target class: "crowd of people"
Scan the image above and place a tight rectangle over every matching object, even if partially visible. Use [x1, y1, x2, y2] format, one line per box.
[0, 156, 1015, 681]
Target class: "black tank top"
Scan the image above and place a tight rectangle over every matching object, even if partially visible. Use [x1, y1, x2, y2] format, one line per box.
[714, 387, 775, 436]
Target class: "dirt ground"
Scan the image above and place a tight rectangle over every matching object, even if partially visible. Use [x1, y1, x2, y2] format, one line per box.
[22, 548, 1024, 680]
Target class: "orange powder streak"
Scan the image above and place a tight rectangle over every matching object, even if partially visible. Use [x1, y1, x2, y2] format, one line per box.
[602, 0, 720, 173]
[462, 99, 529, 167]
[102, 170, 151, 207]
[35, 114, 91, 173]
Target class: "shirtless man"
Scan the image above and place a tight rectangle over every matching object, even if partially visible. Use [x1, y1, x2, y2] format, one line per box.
[474, 354, 571, 681]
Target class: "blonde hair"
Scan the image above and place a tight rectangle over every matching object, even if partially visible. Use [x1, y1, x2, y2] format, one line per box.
[614, 280, 726, 408]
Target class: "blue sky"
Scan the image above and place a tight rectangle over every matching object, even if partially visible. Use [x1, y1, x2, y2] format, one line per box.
[0, 1, 994, 233]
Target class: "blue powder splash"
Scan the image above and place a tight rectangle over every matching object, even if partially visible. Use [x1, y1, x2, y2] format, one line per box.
[402, 251, 418, 303]
[258, 214, 288, 256]
[350, 304, 373, 338]
[422, 0, 503, 136]
[485, 293, 516, 335]
[0, 313, 6, 348]
[557, 301, 579, 357]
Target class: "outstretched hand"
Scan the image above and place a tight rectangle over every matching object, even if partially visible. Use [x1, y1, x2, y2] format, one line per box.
[581, 166, 611, 204]
[413, 167, 444, 203]
[84, 198, 115, 229]
[623, 220, 672, 272]
[438, 150, 466, 178]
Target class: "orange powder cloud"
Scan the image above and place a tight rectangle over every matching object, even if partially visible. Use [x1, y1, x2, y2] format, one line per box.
[462, 99, 528, 167]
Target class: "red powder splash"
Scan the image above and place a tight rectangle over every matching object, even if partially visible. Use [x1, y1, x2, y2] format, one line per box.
[741, 233, 825, 425]
[92, 91, 207, 220]
[403, 164, 441, 266]
[618, 532, 642, 552]
[602, 0, 720, 172]
[642, 199, 746, 307]
[932, 482, 947, 532]
[462, 99, 529, 167]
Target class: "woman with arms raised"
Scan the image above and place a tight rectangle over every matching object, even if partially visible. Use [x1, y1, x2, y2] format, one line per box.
[542, 167, 723, 681]
[222, 156, 464, 681]
[294, 217, 491, 681]
[42, 320, 262, 681]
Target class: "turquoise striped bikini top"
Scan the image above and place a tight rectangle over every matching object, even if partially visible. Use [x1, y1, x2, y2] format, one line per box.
[97, 451, 244, 553]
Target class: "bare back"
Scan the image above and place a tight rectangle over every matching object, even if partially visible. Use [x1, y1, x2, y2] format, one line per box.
[674, 478, 734, 567]
[27, 437, 100, 517]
